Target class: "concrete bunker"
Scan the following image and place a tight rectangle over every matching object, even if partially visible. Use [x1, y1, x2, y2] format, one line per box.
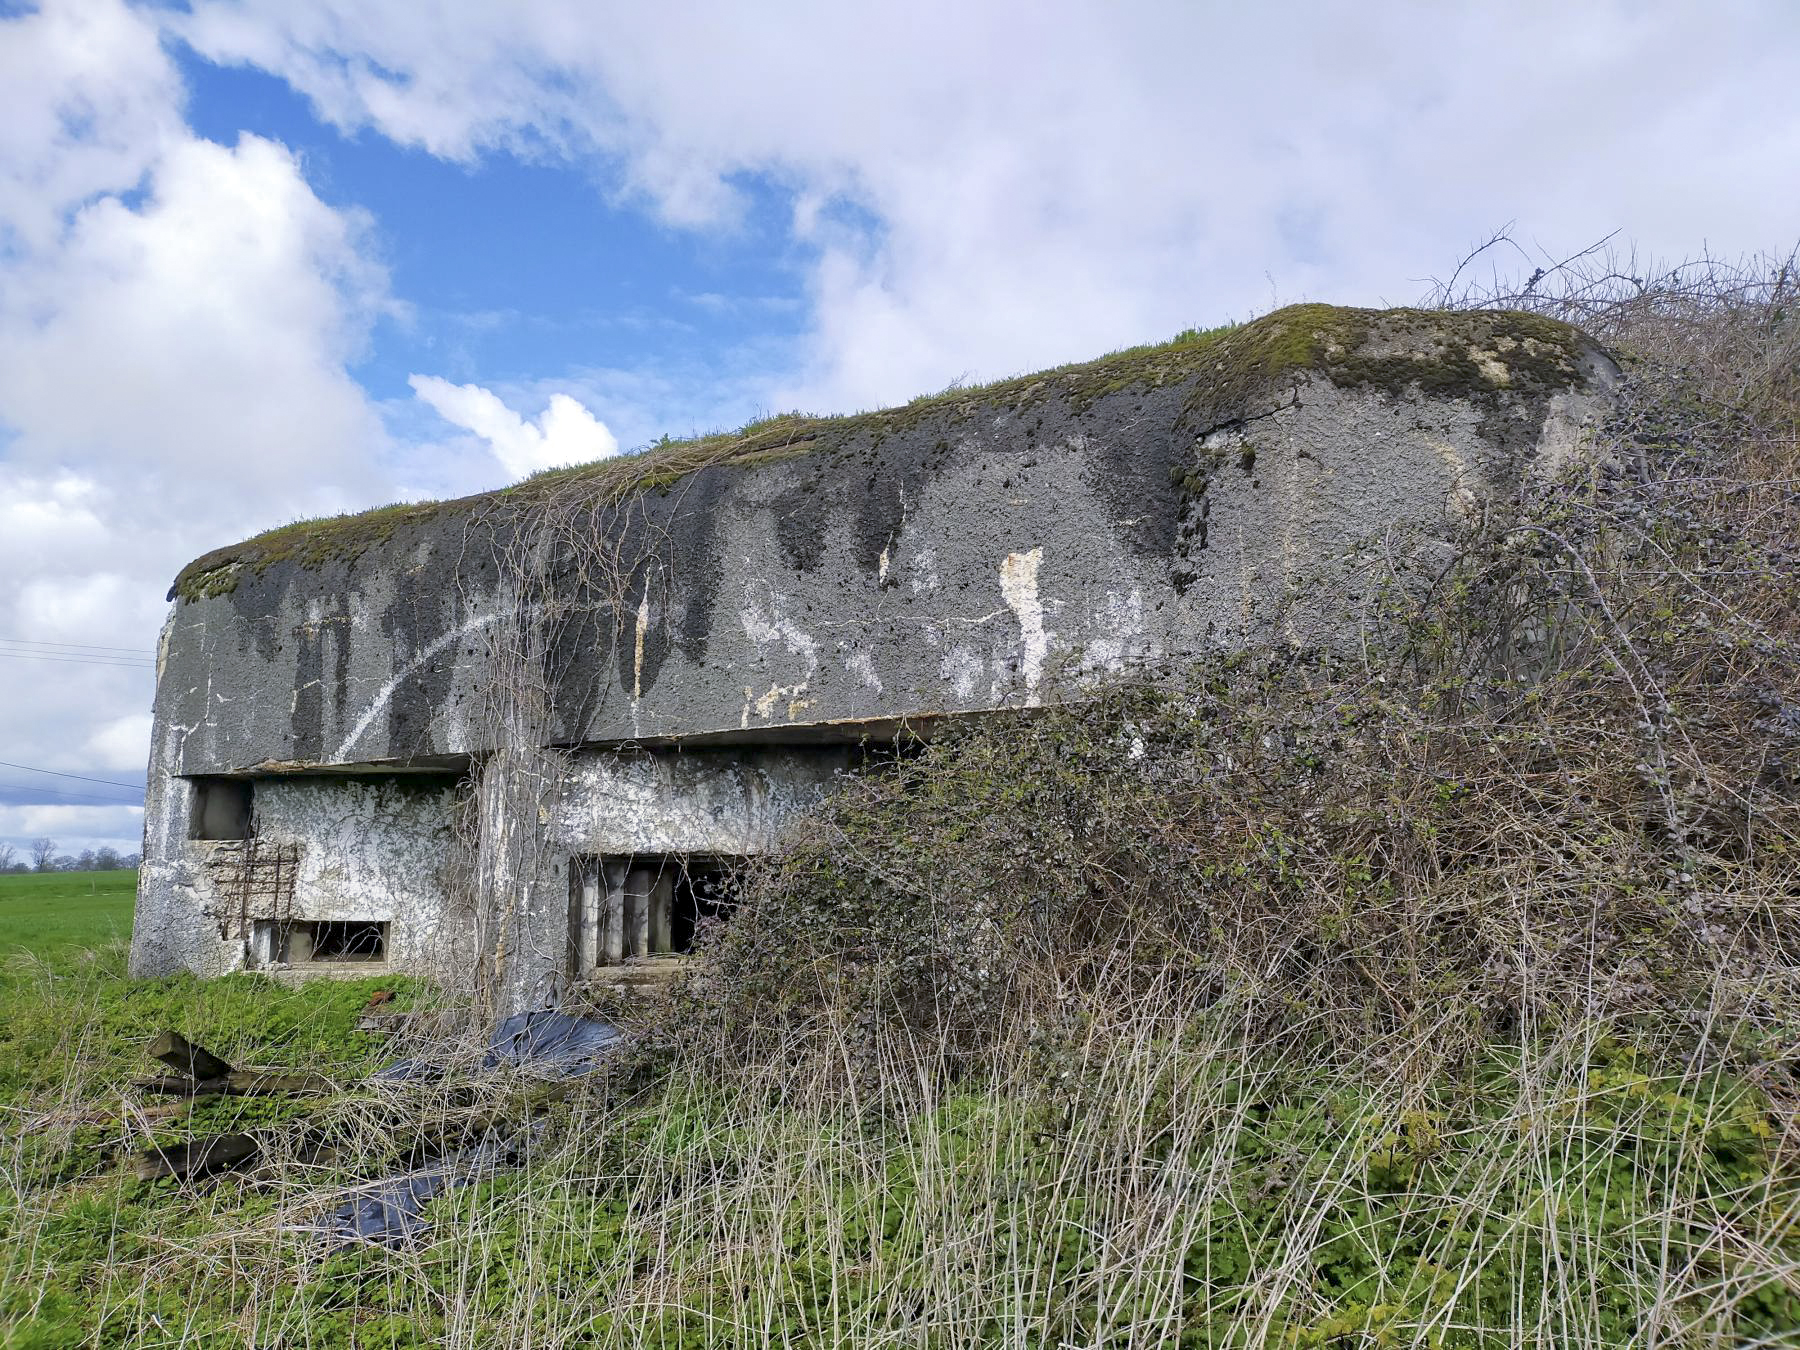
[129, 305, 1619, 1010]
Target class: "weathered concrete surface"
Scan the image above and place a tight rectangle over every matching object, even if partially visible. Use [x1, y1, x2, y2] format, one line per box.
[477, 745, 855, 1009]
[132, 743, 854, 987]
[134, 770, 463, 977]
[555, 745, 853, 855]
[146, 308, 1618, 778]
[131, 304, 1619, 989]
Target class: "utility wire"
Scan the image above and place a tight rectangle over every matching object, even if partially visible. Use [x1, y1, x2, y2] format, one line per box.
[0, 636, 154, 655]
[0, 642, 153, 659]
[0, 651, 154, 669]
[0, 759, 146, 790]
[0, 781, 145, 805]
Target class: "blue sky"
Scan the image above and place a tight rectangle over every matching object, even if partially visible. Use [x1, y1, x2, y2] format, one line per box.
[2, 0, 1799, 860]
[177, 50, 814, 439]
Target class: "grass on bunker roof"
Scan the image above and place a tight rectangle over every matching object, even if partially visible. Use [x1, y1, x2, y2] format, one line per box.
[169, 302, 1593, 602]
[168, 316, 1252, 600]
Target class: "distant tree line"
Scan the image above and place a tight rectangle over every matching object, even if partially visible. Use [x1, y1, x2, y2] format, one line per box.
[0, 839, 140, 874]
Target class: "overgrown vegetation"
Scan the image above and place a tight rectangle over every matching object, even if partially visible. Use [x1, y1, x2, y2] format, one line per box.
[8, 256, 1799, 1346]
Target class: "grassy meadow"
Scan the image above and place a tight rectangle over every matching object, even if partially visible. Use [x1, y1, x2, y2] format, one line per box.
[0, 877, 1792, 1348]
[0, 868, 137, 960]
[0, 870, 429, 1347]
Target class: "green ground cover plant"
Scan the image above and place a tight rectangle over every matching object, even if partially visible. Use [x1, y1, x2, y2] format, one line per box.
[0, 944, 427, 1348]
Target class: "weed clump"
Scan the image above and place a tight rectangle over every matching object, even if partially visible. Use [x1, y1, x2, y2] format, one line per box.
[598, 254, 1800, 1343]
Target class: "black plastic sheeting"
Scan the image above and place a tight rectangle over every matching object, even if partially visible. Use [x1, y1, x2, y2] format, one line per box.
[370, 1010, 625, 1085]
[325, 1170, 454, 1248]
[484, 1010, 626, 1078]
[321, 1012, 622, 1249]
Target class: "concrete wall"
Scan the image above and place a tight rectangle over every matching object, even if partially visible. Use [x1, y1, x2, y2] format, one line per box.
[131, 767, 463, 978]
[252, 776, 465, 971]
[142, 310, 1618, 779]
[554, 745, 853, 855]
[131, 305, 1620, 995]
[473, 744, 856, 1007]
[129, 745, 851, 990]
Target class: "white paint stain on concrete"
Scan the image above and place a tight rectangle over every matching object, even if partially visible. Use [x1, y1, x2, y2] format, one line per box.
[940, 644, 984, 702]
[739, 584, 821, 677]
[558, 745, 851, 856]
[1080, 587, 1150, 675]
[846, 650, 883, 695]
[632, 586, 651, 700]
[999, 547, 1047, 696]
[738, 583, 821, 723]
[332, 608, 505, 761]
[911, 546, 941, 594]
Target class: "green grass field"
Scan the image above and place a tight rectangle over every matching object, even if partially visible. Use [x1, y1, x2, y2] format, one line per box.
[0, 868, 136, 962]
[0, 868, 435, 1346]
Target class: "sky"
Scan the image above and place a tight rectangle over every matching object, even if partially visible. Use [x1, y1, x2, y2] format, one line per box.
[2, 0, 1798, 862]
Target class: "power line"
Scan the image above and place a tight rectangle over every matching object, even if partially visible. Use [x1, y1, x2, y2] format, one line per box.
[0, 781, 145, 805]
[0, 636, 154, 655]
[0, 651, 155, 670]
[0, 642, 154, 661]
[0, 759, 146, 790]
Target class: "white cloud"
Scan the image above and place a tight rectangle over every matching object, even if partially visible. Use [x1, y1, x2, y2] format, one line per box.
[84, 714, 155, 775]
[409, 375, 619, 479]
[0, 0, 403, 839]
[0, 0, 183, 251]
[17, 573, 152, 643]
[176, 0, 1800, 409]
[0, 131, 390, 499]
[0, 473, 108, 562]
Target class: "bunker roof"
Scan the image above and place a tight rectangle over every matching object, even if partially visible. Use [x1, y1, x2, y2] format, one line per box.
[171, 302, 1600, 602]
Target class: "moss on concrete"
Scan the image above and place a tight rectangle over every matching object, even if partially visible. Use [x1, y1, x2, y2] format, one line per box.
[170, 305, 1600, 602]
[1177, 303, 1594, 432]
[169, 419, 837, 601]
